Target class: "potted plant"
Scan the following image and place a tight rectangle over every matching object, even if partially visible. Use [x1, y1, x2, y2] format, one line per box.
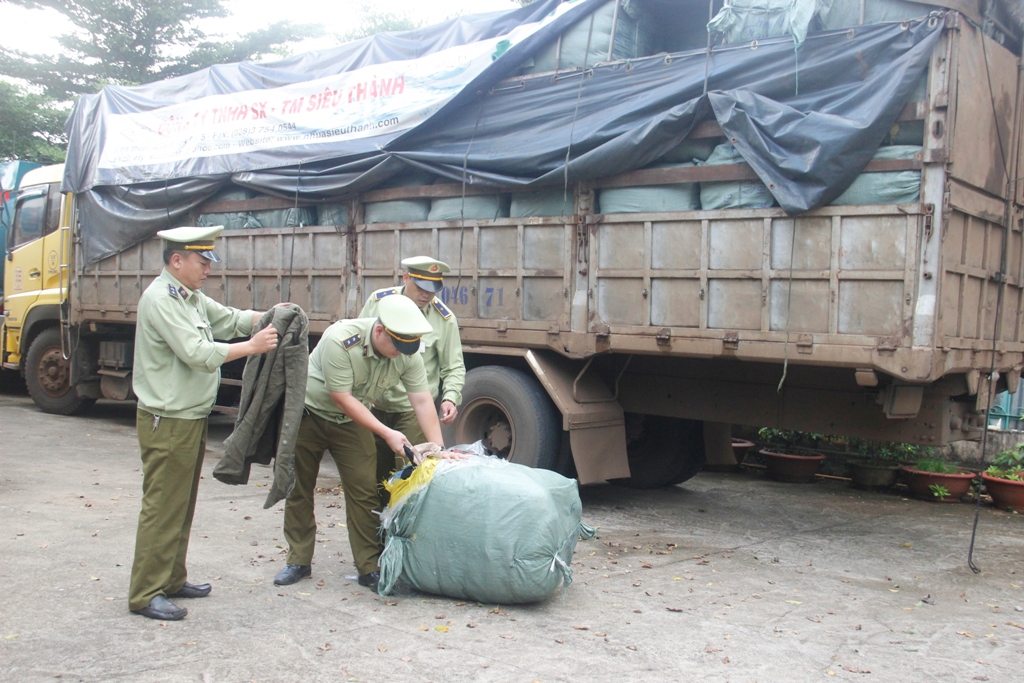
[846, 439, 915, 491]
[981, 443, 1024, 511]
[730, 437, 756, 466]
[757, 428, 825, 483]
[900, 458, 977, 502]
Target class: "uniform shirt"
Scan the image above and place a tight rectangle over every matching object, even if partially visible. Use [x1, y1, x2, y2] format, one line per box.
[133, 268, 255, 419]
[359, 286, 465, 412]
[304, 317, 430, 424]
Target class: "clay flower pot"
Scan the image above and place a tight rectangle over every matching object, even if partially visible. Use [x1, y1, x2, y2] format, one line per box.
[731, 439, 755, 465]
[981, 473, 1024, 511]
[760, 449, 825, 483]
[899, 466, 976, 502]
[848, 460, 900, 490]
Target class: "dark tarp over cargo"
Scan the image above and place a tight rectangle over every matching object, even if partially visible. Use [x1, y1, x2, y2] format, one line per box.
[64, 0, 946, 266]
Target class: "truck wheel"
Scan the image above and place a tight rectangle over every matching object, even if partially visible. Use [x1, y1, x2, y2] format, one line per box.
[24, 327, 92, 415]
[442, 366, 560, 470]
[611, 415, 706, 489]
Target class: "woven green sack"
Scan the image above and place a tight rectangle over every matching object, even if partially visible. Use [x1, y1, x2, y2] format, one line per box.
[510, 190, 573, 218]
[699, 143, 776, 210]
[598, 163, 700, 213]
[830, 145, 921, 206]
[379, 456, 594, 604]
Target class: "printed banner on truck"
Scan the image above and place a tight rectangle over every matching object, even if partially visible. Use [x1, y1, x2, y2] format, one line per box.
[95, 1, 586, 171]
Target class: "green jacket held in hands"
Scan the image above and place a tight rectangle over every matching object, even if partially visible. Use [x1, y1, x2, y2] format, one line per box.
[214, 304, 309, 508]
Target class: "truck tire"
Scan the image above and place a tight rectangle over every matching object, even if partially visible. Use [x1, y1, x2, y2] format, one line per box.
[442, 366, 560, 470]
[24, 327, 93, 415]
[611, 415, 706, 489]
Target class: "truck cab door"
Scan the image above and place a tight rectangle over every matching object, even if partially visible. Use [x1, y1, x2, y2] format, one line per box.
[3, 182, 62, 358]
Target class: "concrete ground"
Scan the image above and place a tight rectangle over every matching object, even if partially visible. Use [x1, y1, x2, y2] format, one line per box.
[1, 379, 1022, 683]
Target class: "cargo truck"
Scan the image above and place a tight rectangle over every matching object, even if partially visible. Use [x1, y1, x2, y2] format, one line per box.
[0, 160, 42, 311]
[4, 0, 1023, 487]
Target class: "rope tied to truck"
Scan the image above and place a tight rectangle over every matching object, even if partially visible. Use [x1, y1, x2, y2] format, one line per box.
[967, 16, 1018, 575]
[776, 206, 799, 406]
[561, 7, 597, 218]
[454, 98, 485, 300]
[284, 162, 301, 305]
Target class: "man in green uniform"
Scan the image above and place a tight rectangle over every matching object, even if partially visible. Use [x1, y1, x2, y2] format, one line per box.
[358, 256, 465, 508]
[274, 294, 455, 591]
[130, 226, 281, 621]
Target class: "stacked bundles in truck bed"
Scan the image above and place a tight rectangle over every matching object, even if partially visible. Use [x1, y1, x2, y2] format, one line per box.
[428, 181, 510, 221]
[522, 0, 654, 73]
[510, 189, 574, 217]
[198, 187, 317, 229]
[362, 169, 437, 223]
[700, 142, 777, 210]
[598, 163, 700, 213]
[831, 145, 922, 206]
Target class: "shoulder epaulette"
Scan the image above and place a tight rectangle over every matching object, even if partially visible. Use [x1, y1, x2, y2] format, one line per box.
[342, 333, 362, 349]
[433, 299, 453, 320]
[168, 284, 179, 298]
[374, 287, 399, 300]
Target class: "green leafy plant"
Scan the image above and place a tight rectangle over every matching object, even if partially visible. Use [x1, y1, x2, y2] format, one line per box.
[986, 443, 1024, 481]
[757, 429, 837, 451]
[985, 467, 1023, 482]
[757, 428, 801, 452]
[929, 483, 951, 499]
[848, 438, 926, 462]
[913, 458, 959, 474]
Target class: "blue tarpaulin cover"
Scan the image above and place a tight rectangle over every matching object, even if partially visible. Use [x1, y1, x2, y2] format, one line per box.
[62, 0, 944, 265]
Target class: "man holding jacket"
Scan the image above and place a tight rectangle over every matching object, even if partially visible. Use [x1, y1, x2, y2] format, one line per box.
[129, 226, 280, 621]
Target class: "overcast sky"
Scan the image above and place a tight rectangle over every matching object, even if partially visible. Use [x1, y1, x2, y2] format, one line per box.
[0, 0, 521, 57]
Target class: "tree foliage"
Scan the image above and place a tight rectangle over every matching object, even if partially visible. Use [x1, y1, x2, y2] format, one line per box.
[332, 0, 532, 44]
[0, 81, 68, 163]
[0, 1, 321, 102]
[335, 2, 426, 44]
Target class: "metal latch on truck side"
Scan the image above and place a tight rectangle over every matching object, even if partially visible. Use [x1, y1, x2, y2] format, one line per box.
[923, 203, 934, 242]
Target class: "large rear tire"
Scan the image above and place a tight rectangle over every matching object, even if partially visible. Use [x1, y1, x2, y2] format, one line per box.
[441, 366, 560, 470]
[24, 327, 93, 415]
[611, 415, 706, 488]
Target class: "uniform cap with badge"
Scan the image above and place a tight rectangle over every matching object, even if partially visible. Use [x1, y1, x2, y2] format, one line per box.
[402, 256, 450, 293]
[377, 294, 433, 355]
[157, 226, 224, 263]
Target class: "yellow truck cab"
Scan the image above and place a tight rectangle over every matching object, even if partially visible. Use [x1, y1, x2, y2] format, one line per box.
[1, 164, 85, 413]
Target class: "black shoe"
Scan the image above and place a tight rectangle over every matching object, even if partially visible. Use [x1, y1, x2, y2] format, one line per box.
[132, 595, 187, 621]
[274, 564, 311, 586]
[357, 571, 380, 592]
[168, 581, 211, 599]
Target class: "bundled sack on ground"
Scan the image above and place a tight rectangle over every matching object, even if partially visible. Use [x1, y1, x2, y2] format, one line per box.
[377, 454, 595, 603]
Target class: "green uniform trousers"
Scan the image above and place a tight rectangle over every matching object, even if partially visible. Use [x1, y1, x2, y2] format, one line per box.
[129, 409, 207, 611]
[283, 411, 379, 575]
[370, 407, 427, 509]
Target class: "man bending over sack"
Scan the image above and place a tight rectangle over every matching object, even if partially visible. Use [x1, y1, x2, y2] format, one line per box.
[358, 256, 465, 509]
[274, 294, 462, 592]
